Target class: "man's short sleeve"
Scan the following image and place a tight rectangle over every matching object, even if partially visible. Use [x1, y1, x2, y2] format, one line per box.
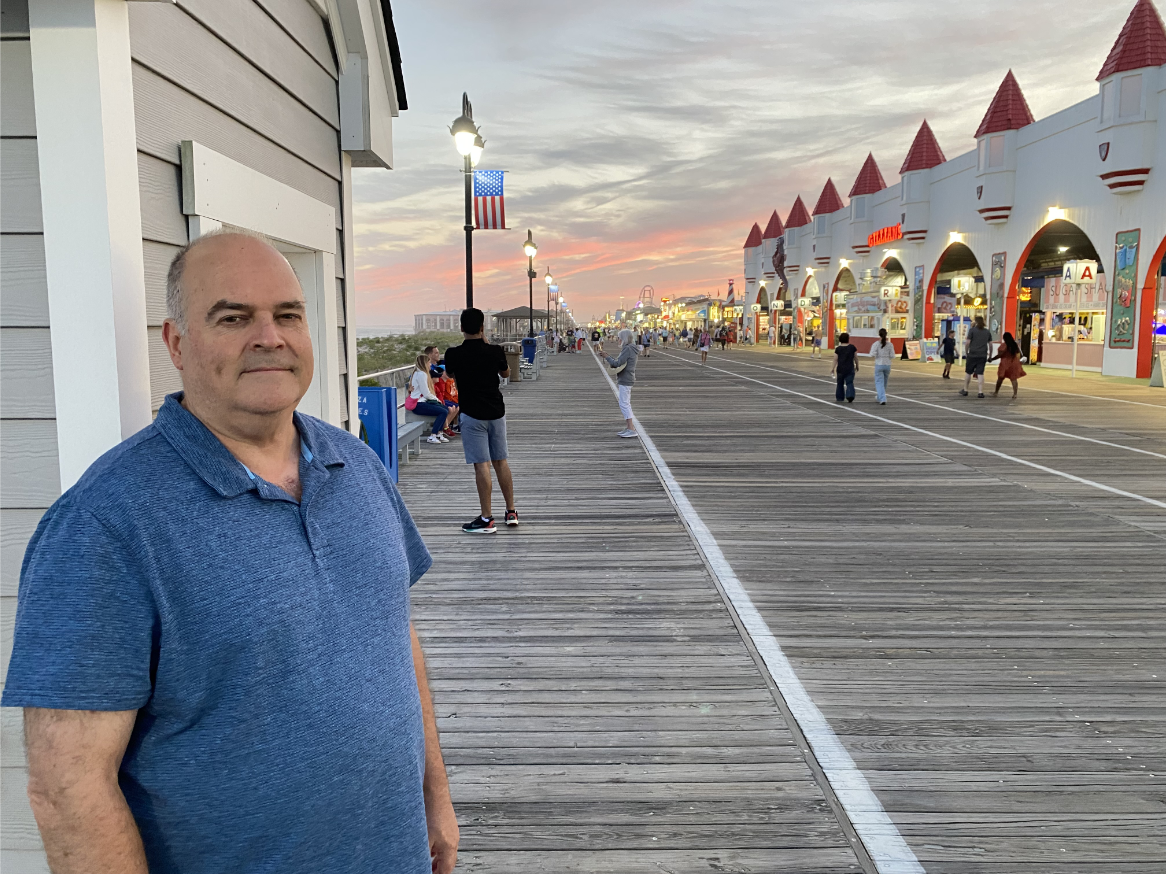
[494, 345, 508, 371]
[2, 502, 158, 711]
[382, 479, 433, 587]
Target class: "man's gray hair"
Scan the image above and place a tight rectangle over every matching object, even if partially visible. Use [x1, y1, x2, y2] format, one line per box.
[165, 227, 280, 333]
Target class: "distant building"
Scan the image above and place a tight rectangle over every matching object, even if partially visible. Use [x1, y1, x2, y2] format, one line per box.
[414, 309, 498, 333]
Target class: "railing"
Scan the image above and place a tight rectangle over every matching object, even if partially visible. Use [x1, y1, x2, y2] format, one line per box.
[358, 364, 414, 389]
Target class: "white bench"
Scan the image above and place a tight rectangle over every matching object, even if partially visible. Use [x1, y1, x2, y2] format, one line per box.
[397, 420, 427, 463]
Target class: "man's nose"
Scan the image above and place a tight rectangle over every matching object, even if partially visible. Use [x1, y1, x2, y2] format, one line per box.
[250, 314, 285, 347]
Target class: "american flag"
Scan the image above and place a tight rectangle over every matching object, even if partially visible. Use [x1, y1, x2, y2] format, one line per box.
[474, 170, 506, 230]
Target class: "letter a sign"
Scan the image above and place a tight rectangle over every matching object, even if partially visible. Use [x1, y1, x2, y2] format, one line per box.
[1063, 260, 1098, 284]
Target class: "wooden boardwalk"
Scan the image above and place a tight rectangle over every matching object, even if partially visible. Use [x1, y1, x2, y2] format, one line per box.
[397, 354, 866, 873]
[399, 346, 1166, 872]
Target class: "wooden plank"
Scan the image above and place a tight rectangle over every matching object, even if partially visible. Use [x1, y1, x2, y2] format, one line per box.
[131, 62, 342, 226]
[137, 152, 187, 246]
[1, 39, 36, 136]
[0, 139, 41, 233]
[142, 239, 180, 326]
[0, 328, 54, 418]
[0, 235, 48, 327]
[127, 3, 340, 178]
[0, 508, 42, 598]
[252, 0, 337, 77]
[175, 0, 338, 124]
[0, 420, 59, 508]
[147, 326, 182, 412]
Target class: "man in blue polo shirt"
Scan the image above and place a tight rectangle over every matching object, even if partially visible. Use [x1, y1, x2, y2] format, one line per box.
[3, 232, 458, 873]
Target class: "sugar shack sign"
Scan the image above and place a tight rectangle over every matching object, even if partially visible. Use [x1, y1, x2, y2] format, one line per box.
[867, 223, 903, 248]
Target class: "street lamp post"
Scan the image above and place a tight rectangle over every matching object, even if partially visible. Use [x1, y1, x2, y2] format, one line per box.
[544, 268, 554, 343]
[450, 93, 484, 309]
[524, 230, 538, 338]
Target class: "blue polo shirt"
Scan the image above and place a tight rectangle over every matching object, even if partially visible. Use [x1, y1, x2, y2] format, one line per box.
[3, 395, 433, 873]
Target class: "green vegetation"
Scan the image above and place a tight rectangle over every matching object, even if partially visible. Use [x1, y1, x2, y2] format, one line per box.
[357, 332, 463, 384]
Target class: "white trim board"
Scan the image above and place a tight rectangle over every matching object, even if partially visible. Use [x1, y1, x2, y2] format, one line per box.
[587, 348, 924, 874]
[180, 141, 343, 425]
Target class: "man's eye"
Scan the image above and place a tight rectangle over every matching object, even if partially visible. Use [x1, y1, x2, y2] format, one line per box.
[279, 313, 303, 321]
[220, 315, 243, 324]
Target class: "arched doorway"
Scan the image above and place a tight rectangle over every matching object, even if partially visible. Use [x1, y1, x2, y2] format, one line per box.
[1140, 234, 1166, 379]
[926, 243, 984, 358]
[1010, 220, 1105, 370]
[797, 275, 821, 348]
[830, 267, 857, 347]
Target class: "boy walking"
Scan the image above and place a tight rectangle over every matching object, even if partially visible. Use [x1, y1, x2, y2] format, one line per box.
[960, 315, 993, 398]
[941, 329, 957, 378]
[832, 331, 858, 402]
[443, 308, 518, 533]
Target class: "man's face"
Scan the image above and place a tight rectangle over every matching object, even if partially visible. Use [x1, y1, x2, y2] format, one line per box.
[428, 347, 440, 365]
[163, 235, 314, 419]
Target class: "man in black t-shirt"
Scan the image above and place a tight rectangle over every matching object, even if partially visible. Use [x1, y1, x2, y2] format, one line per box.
[443, 308, 517, 534]
[831, 332, 858, 403]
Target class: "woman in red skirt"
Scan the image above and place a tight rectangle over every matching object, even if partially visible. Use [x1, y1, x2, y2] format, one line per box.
[991, 331, 1026, 399]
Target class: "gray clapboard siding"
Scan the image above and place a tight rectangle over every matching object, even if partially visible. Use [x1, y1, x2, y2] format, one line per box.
[0, 421, 60, 508]
[1, 708, 26, 766]
[178, 0, 339, 127]
[1, 595, 15, 686]
[0, 235, 48, 327]
[0, 848, 50, 874]
[338, 376, 347, 424]
[131, 64, 342, 229]
[0, 766, 43, 852]
[143, 239, 180, 326]
[0, 328, 54, 419]
[0, 140, 41, 233]
[1, 0, 29, 37]
[335, 278, 345, 327]
[1, 39, 35, 136]
[252, 0, 336, 77]
[127, 4, 340, 179]
[336, 328, 346, 373]
[138, 153, 187, 246]
[335, 230, 345, 275]
[0, 508, 41, 598]
[147, 327, 182, 412]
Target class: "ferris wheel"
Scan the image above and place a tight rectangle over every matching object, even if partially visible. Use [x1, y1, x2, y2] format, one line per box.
[638, 285, 655, 306]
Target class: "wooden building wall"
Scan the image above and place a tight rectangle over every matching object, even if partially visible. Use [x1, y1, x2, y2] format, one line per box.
[1, 4, 58, 868]
[127, 0, 351, 424]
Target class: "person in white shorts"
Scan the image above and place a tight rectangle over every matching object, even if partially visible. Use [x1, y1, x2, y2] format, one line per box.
[599, 329, 640, 438]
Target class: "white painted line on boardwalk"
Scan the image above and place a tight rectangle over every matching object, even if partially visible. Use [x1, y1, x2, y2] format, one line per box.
[658, 350, 1166, 510]
[739, 348, 1166, 409]
[590, 347, 924, 874]
[673, 350, 1166, 460]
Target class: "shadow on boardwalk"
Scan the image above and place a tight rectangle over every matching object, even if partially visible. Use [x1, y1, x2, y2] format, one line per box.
[397, 353, 865, 873]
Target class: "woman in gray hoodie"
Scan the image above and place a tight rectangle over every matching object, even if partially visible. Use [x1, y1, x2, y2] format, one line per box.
[602, 328, 640, 438]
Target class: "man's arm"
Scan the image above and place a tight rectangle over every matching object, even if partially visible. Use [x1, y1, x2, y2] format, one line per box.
[24, 707, 147, 874]
[411, 623, 458, 874]
[497, 348, 510, 379]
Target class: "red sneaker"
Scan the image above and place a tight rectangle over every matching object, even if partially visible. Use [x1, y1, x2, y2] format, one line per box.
[505, 509, 519, 527]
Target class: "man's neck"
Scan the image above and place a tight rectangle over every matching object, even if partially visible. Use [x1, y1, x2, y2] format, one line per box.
[181, 395, 302, 498]
[462, 332, 484, 341]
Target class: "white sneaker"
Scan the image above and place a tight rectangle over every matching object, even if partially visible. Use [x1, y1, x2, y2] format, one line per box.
[426, 434, 442, 444]
[437, 433, 450, 443]
[618, 429, 639, 438]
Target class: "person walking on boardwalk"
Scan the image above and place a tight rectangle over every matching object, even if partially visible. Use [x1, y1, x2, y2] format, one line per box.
[832, 331, 859, 403]
[991, 331, 1026, 399]
[641, 327, 652, 358]
[2, 231, 458, 874]
[444, 307, 519, 532]
[599, 328, 640, 438]
[869, 328, 895, 405]
[940, 329, 957, 379]
[960, 315, 993, 398]
[698, 328, 712, 363]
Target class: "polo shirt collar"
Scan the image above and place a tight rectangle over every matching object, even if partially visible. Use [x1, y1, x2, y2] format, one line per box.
[155, 394, 344, 499]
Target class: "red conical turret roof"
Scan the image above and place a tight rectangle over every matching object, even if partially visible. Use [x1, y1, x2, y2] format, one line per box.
[975, 70, 1035, 138]
[762, 210, 785, 239]
[743, 222, 763, 249]
[848, 153, 887, 197]
[785, 196, 811, 229]
[900, 121, 947, 174]
[812, 178, 844, 216]
[1098, 0, 1166, 79]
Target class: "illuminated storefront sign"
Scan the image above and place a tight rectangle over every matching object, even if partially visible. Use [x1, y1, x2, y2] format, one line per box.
[867, 223, 903, 248]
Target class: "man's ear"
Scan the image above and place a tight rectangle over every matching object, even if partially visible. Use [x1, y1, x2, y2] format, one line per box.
[162, 320, 185, 372]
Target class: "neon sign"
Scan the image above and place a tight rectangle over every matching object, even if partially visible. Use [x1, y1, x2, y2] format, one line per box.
[867, 223, 903, 248]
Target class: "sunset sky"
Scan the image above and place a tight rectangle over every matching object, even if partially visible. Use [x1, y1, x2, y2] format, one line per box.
[352, 0, 1129, 327]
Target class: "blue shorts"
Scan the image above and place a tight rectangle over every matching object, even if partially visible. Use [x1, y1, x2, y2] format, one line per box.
[460, 414, 508, 464]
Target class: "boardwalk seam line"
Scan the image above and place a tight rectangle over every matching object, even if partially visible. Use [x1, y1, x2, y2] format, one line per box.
[658, 350, 1166, 511]
[589, 346, 923, 874]
[677, 350, 1166, 460]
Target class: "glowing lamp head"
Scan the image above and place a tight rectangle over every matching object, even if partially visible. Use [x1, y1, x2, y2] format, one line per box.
[470, 133, 485, 167]
[523, 229, 538, 259]
[545, 269, 554, 286]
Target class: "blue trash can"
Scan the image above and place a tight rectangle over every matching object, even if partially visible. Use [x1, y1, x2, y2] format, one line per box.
[521, 336, 537, 364]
